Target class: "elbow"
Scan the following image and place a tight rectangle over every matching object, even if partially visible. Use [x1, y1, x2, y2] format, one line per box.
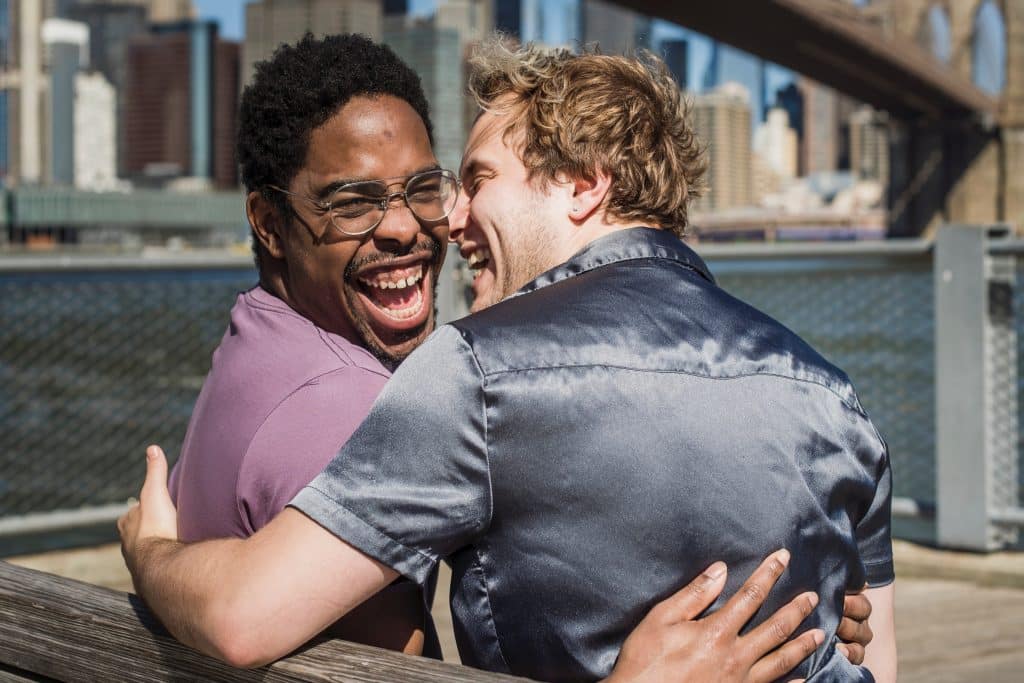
[202, 599, 279, 669]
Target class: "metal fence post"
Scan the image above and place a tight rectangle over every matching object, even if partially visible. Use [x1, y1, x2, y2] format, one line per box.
[934, 225, 1018, 550]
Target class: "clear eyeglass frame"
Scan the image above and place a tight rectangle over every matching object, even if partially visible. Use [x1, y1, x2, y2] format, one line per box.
[267, 168, 461, 237]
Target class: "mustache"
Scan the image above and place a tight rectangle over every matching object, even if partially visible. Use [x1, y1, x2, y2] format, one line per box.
[345, 236, 442, 278]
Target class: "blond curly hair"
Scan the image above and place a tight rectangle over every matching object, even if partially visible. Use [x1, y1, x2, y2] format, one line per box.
[467, 38, 706, 236]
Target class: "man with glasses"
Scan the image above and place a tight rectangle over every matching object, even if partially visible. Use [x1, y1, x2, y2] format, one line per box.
[166, 33, 456, 655]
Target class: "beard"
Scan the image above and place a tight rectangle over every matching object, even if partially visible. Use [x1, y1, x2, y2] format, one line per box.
[344, 235, 443, 371]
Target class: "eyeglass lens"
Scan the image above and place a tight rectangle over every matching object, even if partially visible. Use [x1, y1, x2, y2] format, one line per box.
[327, 170, 458, 235]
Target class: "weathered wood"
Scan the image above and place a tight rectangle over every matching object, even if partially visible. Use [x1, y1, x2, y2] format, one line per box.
[0, 561, 527, 682]
[0, 663, 55, 682]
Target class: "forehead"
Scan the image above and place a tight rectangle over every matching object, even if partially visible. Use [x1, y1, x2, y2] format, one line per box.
[300, 95, 435, 184]
[461, 106, 524, 174]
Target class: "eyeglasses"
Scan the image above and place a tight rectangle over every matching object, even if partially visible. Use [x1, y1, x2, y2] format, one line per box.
[267, 169, 461, 237]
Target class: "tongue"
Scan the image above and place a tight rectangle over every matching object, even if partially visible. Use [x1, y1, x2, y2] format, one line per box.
[368, 284, 418, 311]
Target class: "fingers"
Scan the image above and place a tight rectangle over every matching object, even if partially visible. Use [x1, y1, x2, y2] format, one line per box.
[743, 590, 818, 656]
[835, 641, 866, 666]
[715, 549, 790, 632]
[140, 445, 171, 506]
[648, 561, 729, 624]
[747, 628, 823, 683]
[837, 614, 873, 650]
[841, 591, 872, 622]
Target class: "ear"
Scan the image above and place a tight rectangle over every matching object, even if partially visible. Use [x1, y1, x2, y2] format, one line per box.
[567, 169, 613, 223]
[246, 191, 287, 259]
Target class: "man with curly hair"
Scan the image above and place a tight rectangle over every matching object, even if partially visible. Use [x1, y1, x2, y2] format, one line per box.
[165, 33, 449, 654]
[123, 38, 885, 682]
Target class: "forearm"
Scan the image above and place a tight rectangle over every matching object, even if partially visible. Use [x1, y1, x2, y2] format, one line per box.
[130, 536, 252, 663]
[125, 507, 399, 668]
[861, 583, 897, 683]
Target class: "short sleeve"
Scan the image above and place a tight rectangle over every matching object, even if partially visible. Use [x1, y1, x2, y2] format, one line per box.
[855, 437, 894, 587]
[290, 325, 491, 585]
[237, 366, 389, 533]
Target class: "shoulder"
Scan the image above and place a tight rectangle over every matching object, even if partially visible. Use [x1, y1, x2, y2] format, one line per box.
[235, 364, 391, 531]
[450, 260, 860, 409]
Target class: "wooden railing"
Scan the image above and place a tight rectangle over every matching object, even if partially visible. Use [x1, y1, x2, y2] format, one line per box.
[0, 561, 525, 682]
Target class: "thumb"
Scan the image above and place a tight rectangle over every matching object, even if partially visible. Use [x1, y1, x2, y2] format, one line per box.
[140, 445, 171, 505]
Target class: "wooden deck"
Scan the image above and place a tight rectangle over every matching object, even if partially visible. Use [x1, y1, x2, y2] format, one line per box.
[9, 543, 1024, 682]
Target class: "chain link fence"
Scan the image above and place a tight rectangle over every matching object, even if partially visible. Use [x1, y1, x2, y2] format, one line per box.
[705, 244, 937, 542]
[0, 231, 1021, 552]
[0, 257, 255, 549]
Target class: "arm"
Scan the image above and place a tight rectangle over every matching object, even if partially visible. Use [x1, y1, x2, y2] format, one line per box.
[861, 583, 896, 683]
[120, 446, 396, 668]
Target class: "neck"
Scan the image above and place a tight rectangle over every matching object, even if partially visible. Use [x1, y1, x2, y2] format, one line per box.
[561, 217, 660, 261]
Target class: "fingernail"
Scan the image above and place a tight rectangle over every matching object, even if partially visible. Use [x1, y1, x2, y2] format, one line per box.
[809, 592, 819, 607]
[812, 629, 825, 645]
[776, 549, 791, 566]
[146, 446, 158, 460]
[705, 561, 727, 579]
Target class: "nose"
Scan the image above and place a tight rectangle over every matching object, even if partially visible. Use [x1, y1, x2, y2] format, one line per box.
[372, 196, 420, 251]
[447, 187, 471, 244]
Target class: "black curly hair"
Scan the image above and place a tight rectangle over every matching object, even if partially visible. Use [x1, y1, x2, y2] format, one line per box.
[238, 33, 433, 270]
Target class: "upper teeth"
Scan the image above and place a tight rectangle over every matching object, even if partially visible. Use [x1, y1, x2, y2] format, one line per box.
[359, 269, 423, 290]
[467, 248, 491, 269]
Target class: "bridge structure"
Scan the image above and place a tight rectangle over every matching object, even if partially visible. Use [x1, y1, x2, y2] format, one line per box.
[617, 0, 1024, 237]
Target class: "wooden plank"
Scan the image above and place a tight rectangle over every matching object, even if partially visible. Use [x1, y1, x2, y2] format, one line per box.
[0, 561, 527, 682]
[0, 663, 56, 682]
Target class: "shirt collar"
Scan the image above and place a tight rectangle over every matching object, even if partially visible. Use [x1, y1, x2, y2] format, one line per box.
[517, 227, 715, 297]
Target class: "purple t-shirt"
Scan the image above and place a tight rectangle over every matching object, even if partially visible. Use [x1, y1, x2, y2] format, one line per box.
[169, 286, 390, 541]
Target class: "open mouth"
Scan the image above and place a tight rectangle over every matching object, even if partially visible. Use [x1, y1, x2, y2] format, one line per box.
[354, 259, 433, 333]
[463, 243, 497, 312]
[466, 246, 492, 280]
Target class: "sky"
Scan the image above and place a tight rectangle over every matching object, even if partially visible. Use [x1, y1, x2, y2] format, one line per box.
[193, 0, 246, 41]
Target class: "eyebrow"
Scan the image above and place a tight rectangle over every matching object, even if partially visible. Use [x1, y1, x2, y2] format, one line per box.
[459, 157, 490, 183]
[313, 163, 443, 200]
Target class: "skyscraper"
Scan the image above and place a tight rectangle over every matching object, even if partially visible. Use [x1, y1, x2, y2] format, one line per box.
[65, 2, 147, 176]
[692, 83, 753, 212]
[849, 105, 889, 186]
[494, 0, 521, 38]
[73, 70, 118, 190]
[799, 77, 838, 175]
[0, 0, 13, 181]
[581, 0, 648, 53]
[243, 0, 381, 87]
[702, 42, 766, 126]
[661, 38, 687, 89]
[384, 18, 465, 173]
[123, 19, 239, 188]
[1, 0, 49, 185]
[42, 18, 88, 186]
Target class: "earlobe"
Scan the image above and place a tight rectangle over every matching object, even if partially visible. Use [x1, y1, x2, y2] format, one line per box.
[247, 191, 286, 259]
[570, 170, 613, 221]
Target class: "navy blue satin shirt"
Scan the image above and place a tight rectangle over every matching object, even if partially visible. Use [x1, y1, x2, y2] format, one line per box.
[293, 227, 893, 682]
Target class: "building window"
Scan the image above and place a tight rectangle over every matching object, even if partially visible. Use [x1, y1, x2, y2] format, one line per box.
[972, 0, 1007, 96]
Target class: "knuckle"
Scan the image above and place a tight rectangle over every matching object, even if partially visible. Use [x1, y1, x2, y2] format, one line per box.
[686, 577, 711, 601]
[742, 582, 766, 605]
[769, 618, 790, 643]
[773, 650, 795, 677]
[801, 594, 817, 616]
